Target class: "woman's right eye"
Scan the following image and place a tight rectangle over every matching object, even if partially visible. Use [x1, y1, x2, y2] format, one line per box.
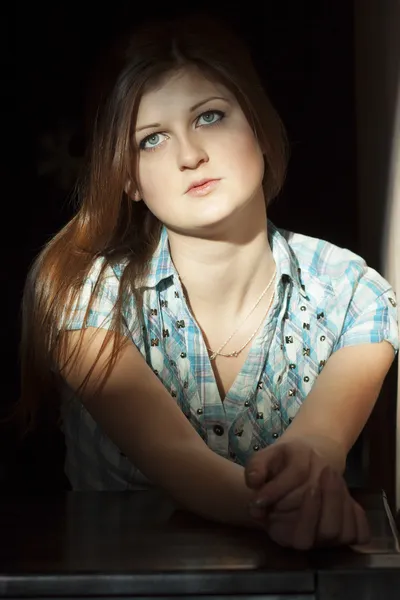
[139, 132, 167, 151]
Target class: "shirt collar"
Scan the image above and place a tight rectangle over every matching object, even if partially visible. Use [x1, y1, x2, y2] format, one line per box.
[268, 220, 308, 298]
[138, 221, 307, 298]
[137, 226, 175, 288]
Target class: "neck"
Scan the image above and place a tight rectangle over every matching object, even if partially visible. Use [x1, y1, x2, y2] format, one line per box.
[167, 205, 275, 320]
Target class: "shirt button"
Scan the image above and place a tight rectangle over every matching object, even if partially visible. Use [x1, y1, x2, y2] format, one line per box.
[272, 433, 279, 439]
[253, 444, 260, 451]
[244, 400, 250, 407]
[196, 408, 203, 415]
[213, 424, 224, 436]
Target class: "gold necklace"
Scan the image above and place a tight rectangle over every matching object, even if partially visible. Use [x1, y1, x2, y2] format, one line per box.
[208, 270, 276, 360]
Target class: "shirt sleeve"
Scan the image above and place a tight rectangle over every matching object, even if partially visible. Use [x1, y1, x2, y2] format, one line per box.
[62, 258, 131, 335]
[333, 265, 399, 354]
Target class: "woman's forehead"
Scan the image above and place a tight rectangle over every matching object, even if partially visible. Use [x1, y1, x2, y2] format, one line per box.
[139, 67, 232, 107]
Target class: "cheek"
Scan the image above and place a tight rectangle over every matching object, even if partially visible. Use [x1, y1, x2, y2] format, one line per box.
[226, 132, 264, 181]
[137, 157, 171, 198]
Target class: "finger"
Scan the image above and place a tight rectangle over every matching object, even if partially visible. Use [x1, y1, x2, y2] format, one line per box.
[316, 468, 344, 544]
[274, 484, 307, 513]
[351, 500, 371, 545]
[251, 458, 309, 508]
[245, 444, 286, 490]
[250, 485, 305, 522]
[338, 495, 357, 546]
[292, 485, 321, 550]
[265, 510, 299, 548]
[249, 493, 270, 520]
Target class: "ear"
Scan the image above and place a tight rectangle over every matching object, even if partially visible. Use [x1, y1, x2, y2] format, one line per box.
[124, 180, 142, 202]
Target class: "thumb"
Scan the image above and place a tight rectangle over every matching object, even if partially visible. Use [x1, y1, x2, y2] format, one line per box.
[245, 443, 285, 489]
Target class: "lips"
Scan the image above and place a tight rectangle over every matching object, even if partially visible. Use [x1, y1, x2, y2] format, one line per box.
[186, 178, 219, 193]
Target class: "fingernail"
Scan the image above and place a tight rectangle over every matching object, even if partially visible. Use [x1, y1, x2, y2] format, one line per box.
[249, 497, 269, 509]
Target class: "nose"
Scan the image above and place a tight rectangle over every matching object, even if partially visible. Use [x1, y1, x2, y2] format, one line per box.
[177, 134, 209, 171]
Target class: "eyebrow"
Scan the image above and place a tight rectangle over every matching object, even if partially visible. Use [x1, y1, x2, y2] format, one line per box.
[135, 96, 228, 133]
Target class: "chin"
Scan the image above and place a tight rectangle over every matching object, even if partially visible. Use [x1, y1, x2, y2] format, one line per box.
[166, 193, 263, 238]
[190, 208, 251, 238]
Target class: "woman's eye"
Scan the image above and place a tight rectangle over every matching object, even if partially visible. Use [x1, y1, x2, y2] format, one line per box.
[197, 110, 224, 126]
[139, 110, 225, 151]
[140, 133, 166, 151]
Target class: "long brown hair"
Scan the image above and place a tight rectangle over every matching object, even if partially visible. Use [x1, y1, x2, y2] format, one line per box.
[17, 13, 288, 433]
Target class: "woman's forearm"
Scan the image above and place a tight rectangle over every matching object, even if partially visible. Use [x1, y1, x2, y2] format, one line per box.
[150, 442, 258, 527]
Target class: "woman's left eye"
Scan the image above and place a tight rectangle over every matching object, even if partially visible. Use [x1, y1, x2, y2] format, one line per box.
[196, 110, 225, 126]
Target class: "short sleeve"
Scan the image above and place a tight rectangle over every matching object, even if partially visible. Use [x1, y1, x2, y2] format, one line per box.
[333, 266, 399, 354]
[62, 258, 127, 334]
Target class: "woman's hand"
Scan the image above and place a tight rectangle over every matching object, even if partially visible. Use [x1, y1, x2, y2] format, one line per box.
[245, 438, 370, 550]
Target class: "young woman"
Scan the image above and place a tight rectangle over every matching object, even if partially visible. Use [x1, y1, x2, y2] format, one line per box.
[19, 14, 398, 550]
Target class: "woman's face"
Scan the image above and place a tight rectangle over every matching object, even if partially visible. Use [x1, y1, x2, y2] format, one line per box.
[132, 66, 265, 237]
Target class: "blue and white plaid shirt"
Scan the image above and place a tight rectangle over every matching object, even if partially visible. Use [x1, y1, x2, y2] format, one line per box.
[61, 221, 399, 490]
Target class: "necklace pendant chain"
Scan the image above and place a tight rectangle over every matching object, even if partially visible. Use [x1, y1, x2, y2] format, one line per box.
[208, 269, 276, 361]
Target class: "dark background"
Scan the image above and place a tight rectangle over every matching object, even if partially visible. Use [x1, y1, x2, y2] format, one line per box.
[4, 1, 368, 490]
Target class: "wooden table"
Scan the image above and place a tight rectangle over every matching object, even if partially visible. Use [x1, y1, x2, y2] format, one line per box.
[0, 490, 399, 599]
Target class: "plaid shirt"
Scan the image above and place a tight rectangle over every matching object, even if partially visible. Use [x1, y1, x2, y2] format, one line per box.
[61, 221, 399, 490]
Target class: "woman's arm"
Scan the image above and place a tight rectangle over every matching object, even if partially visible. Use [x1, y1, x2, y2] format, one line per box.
[59, 327, 256, 527]
[243, 342, 394, 549]
[276, 341, 395, 472]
